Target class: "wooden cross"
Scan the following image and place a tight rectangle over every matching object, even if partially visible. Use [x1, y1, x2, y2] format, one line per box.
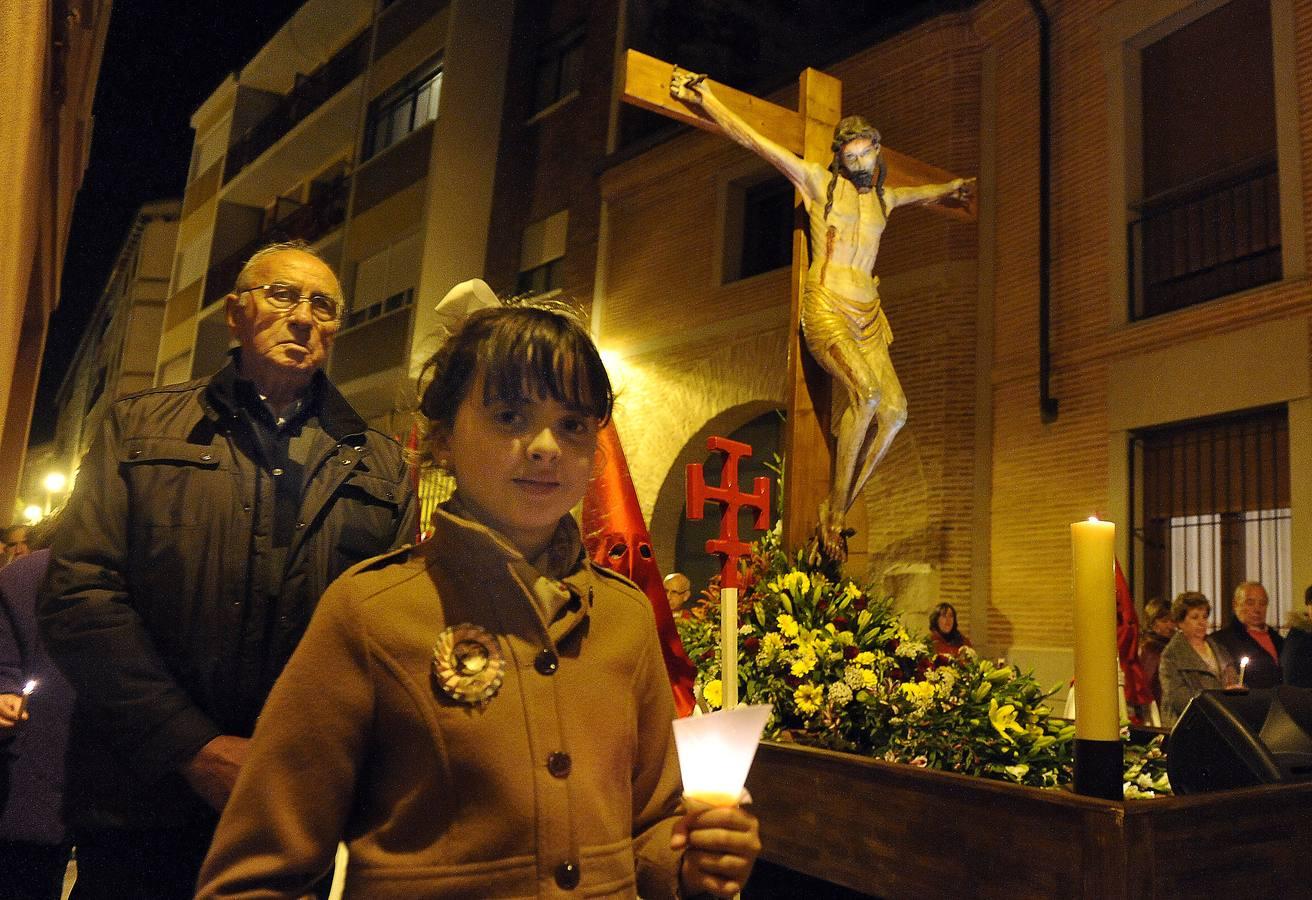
[621, 49, 973, 553]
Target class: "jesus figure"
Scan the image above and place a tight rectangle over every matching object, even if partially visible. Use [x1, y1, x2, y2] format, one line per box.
[671, 69, 974, 556]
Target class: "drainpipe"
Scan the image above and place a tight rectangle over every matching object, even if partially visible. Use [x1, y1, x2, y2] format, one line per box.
[1028, 0, 1058, 423]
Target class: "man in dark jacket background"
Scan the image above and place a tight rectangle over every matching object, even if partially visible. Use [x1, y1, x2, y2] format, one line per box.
[38, 241, 418, 898]
[1211, 581, 1283, 689]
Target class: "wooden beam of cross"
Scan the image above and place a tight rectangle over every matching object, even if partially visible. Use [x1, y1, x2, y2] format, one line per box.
[620, 49, 973, 554]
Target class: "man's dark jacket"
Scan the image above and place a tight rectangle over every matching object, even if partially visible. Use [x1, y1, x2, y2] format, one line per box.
[1211, 617, 1284, 689]
[38, 360, 418, 830]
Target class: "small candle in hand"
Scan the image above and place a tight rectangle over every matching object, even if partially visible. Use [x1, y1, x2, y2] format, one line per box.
[1238, 656, 1250, 688]
[15, 679, 36, 718]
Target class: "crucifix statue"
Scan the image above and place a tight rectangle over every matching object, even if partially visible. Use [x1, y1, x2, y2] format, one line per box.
[621, 51, 976, 559]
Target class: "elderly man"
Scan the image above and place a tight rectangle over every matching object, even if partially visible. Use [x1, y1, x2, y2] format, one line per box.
[1211, 581, 1283, 689]
[671, 69, 973, 557]
[663, 571, 692, 615]
[39, 241, 417, 898]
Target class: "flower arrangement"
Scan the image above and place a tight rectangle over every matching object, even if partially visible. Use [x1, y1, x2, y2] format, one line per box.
[676, 522, 1173, 795]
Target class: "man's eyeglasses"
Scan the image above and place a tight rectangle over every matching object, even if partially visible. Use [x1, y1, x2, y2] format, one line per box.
[239, 283, 341, 322]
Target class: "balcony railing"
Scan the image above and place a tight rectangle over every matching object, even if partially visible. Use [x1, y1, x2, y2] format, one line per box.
[223, 32, 369, 183]
[202, 177, 349, 308]
[1128, 157, 1281, 321]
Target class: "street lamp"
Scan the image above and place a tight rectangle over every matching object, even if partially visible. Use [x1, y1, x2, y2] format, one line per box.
[43, 471, 67, 514]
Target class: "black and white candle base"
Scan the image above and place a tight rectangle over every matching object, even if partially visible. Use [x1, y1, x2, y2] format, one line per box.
[1074, 738, 1122, 800]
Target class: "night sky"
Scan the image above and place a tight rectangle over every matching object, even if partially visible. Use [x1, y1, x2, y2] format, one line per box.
[33, 0, 306, 443]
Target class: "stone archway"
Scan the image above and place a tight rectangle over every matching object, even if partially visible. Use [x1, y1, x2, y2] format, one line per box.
[649, 401, 782, 584]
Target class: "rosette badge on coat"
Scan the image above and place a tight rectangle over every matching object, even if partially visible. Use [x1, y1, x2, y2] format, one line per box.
[433, 623, 506, 705]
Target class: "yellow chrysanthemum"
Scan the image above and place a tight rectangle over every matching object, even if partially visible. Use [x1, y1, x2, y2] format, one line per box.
[843, 583, 863, 602]
[855, 651, 876, 666]
[790, 653, 817, 677]
[776, 614, 799, 638]
[794, 683, 824, 714]
[703, 679, 723, 709]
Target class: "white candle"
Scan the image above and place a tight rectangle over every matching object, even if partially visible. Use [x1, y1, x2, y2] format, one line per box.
[721, 586, 738, 709]
[1071, 517, 1118, 742]
[1238, 656, 1250, 688]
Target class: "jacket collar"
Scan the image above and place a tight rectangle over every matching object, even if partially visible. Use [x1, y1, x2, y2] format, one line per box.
[433, 498, 586, 581]
[204, 349, 367, 440]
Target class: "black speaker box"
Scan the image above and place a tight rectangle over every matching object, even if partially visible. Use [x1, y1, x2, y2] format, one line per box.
[1167, 685, 1312, 794]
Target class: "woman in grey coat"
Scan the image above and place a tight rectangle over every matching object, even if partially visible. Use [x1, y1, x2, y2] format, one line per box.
[1159, 591, 1238, 727]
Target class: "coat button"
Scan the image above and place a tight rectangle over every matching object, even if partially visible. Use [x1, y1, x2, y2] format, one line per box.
[296, 521, 306, 529]
[200, 452, 213, 462]
[272, 467, 284, 476]
[554, 861, 579, 890]
[129, 449, 141, 459]
[547, 752, 571, 778]
[340, 457, 353, 466]
[534, 649, 559, 675]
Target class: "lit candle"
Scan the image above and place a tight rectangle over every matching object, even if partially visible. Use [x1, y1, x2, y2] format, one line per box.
[1071, 518, 1118, 742]
[1238, 656, 1250, 688]
[16, 679, 36, 718]
[671, 703, 771, 806]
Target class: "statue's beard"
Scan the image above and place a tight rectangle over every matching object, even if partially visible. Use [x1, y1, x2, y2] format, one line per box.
[846, 168, 874, 190]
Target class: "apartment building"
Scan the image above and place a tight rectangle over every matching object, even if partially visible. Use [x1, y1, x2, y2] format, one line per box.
[162, 0, 513, 444]
[34, 199, 182, 508]
[0, 0, 112, 521]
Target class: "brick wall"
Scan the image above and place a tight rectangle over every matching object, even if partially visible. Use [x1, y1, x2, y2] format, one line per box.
[526, 0, 1312, 665]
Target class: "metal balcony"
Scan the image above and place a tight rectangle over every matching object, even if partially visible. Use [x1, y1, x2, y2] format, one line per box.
[202, 176, 349, 308]
[223, 32, 369, 184]
[1128, 157, 1281, 320]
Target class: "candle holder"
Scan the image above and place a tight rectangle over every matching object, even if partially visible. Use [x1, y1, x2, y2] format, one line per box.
[1226, 656, 1251, 694]
[671, 703, 771, 807]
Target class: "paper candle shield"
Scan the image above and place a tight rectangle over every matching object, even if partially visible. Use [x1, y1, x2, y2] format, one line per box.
[671, 703, 772, 804]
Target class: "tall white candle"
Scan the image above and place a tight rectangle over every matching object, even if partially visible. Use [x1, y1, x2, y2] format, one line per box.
[1071, 517, 1118, 742]
[721, 586, 738, 709]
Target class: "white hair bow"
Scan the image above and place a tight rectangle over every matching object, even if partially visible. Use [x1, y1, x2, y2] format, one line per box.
[433, 278, 500, 342]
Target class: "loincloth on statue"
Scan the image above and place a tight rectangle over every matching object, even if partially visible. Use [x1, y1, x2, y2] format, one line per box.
[800, 279, 892, 359]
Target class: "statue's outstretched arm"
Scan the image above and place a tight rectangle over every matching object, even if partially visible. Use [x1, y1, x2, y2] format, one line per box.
[670, 67, 822, 199]
[885, 176, 976, 212]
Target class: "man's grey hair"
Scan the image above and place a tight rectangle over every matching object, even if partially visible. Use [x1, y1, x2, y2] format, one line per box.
[1233, 581, 1268, 605]
[233, 240, 330, 293]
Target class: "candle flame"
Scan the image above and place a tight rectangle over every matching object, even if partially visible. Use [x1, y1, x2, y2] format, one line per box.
[21, 679, 36, 695]
[1087, 515, 1100, 523]
[1240, 656, 1249, 668]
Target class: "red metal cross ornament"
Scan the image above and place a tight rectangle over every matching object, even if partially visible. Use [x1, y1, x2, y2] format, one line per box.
[685, 436, 771, 589]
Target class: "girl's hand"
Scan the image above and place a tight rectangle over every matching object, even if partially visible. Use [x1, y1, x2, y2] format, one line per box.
[0, 693, 26, 728]
[671, 801, 761, 898]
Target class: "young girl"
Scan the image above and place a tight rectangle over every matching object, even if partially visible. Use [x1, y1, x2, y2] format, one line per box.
[196, 293, 760, 898]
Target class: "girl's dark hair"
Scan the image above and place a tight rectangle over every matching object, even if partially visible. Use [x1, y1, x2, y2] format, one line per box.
[418, 301, 613, 435]
[929, 601, 962, 644]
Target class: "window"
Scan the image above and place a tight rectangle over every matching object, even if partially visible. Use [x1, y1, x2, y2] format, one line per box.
[1127, 0, 1279, 319]
[518, 210, 568, 296]
[517, 259, 563, 295]
[345, 233, 422, 331]
[365, 59, 442, 160]
[1130, 407, 1292, 629]
[532, 26, 583, 115]
[722, 174, 793, 283]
